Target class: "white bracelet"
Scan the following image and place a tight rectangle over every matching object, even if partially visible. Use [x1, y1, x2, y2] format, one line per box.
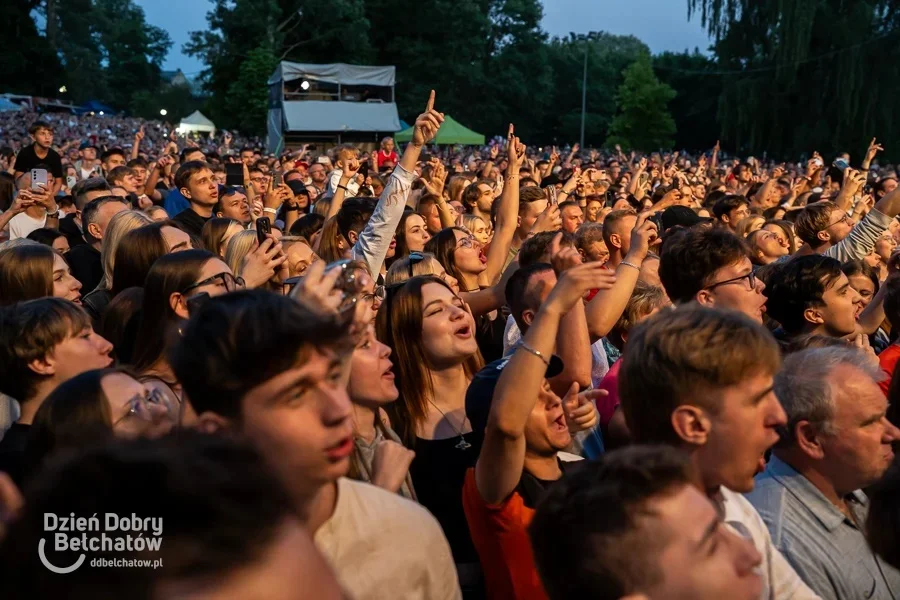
[262, 208, 278, 215]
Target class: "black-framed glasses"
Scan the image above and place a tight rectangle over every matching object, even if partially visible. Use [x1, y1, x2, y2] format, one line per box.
[408, 251, 427, 278]
[704, 271, 757, 292]
[182, 272, 245, 296]
[820, 213, 853, 231]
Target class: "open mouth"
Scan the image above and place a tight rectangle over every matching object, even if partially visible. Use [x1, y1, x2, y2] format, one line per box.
[71, 295, 82, 305]
[552, 414, 567, 432]
[382, 366, 395, 381]
[454, 324, 472, 339]
[325, 437, 353, 461]
[478, 251, 487, 264]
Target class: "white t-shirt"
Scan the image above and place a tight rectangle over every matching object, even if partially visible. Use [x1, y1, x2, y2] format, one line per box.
[315, 477, 462, 600]
[8, 211, 46, 240]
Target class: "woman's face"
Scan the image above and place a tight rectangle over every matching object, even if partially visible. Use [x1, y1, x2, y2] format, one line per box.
[348, 326, 398, 407]
[404, 214, 432, 252]
[161, 226, 192, 252]
[52, 252, 82, 304]
[469, 218, 490, 245]
[848, 273, 877, 313]
[452, 229, 486, 276]
[744, 217, 765, 235]
[754, 229, 790, 259]
[52, 236, 70, 254]
[419, 283, 478, 367]
[585, 200, 603, 222]
[103, 372, 175, 439]
[285, 241, 321, 278]
[220, 223, 244, 257]
[192, 259, 235, 300]
[371, 180, 384, 197]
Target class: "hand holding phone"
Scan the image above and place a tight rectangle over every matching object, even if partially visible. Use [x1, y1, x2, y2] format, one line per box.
[31, 168, 48, 192]
[257, 217, 272, 246]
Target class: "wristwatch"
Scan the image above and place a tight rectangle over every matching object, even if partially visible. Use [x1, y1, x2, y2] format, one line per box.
[46, 209, 60, 218]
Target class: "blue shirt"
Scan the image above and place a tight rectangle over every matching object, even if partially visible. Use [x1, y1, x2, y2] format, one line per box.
[746, 455, 900, 600]
[163, 189, 189, 218]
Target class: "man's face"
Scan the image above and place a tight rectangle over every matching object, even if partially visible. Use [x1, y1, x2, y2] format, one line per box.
[560, 205, 584, 234]
[818, 364, 900, 494]
[48, 325, 114, 385]
[119, 172, 138, 194]
[240, 150, 254, 165]
[523, 378, 572, 455]
[104, 154, 127, 171]
[81, 147, 97, 161]
[33, 127, 53, 149]
[813, 272, 859, 337]
[309, 165, 326, 184]
[185, 150, 205, 163]
[218, 191, 251, 224]
[823, 208, 854, 244]
[697, 372, 786, 493]
[237, 348, 354, 495]
[93, 201, 129, 241]
[879, 178, 898, 198]
[249, 170, 267, 196]
[475, 184, 494, 214]
[132, 166, 148, 187]
[702, 258, 767, 323]
[213, 170, 227, 186]
[184, 168, 219, 207]
[737, 166, 752, 183]
[647, 484, 763, 600]
[610, 214, 637, 255]
[518, 199, 549, 237]
[581, 240, 609, 264]
[724, 204, 750, 230]
[421, 204, 442, 235]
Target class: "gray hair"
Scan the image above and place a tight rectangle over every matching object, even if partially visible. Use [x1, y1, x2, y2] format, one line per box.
[774, 346, 885, 447]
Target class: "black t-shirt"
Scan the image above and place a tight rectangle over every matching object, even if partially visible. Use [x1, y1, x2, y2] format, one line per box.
[59, 213, 87, 248]
[170, 207, 211, 239]
[15, 144, 63, 178]
[66, 243, 103, 293]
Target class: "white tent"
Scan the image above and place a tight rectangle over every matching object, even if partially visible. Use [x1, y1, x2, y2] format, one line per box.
[177, 110, 216, 135]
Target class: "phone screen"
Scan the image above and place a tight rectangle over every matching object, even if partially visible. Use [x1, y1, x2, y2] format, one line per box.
[256, 217, 271, 246]
[273, 172, 283, 187]
[225, 164, 243, 187]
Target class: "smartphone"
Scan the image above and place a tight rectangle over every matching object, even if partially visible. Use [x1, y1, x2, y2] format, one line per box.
[325, 259, 366, 310]
[225, 163, 243, 186]
[649, 212, 665, 232]
[31, 168, 48, 191]
[639, 172, 649, 186]
[273, 172, 283, 187]
[256, 217, 271, 246]
[833, 158, 850, 171]
[546, 185, 558, 206]
[358, 162, 369, 178]
[66, 175, 77, 189]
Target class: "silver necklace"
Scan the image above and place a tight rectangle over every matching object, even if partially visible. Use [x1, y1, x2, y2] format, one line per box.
[428, 399, 472, 450]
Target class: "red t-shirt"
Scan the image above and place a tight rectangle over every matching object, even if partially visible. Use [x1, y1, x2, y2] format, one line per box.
[376, 149, 398, 169]
[461, 469, 548, 600]
[879, 344, 900, 395]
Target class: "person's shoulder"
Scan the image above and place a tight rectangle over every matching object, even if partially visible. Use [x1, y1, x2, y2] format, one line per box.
[337, 478, 445, 537]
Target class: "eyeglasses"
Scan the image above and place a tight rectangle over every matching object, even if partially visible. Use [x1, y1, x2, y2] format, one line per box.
[823, 213, 854, 230]
[181, 272, 245, 296]
[704, 271, 758, 292]
[362, 285, 386, 305]
[456, 236, 477, 250]
[113, 387, 176, 426]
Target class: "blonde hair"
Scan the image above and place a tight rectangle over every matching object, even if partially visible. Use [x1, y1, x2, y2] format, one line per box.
[100, 210, 152, 290]
[386, 252, 442, 286]
[461, 214, 487, 234]
[735, 215, 765, 239]
[224, 229, 258, 277]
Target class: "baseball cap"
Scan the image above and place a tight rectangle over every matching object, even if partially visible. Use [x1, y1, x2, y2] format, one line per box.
[465, 352, 564, 435]
[79, 141, 98, 151]
[287, 181, 309, 196]
[660, 206, 711, 232]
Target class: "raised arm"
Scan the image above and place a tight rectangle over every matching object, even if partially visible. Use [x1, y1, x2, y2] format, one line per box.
[833, 168, 866, 213]
[861, 138, 883, 171]
[478, 125, 524, 288]
[352, 91, 444, 276]
[325, 155, 361, 222]
[475, 261, 606, 504]
[131, 126, 144, 160]
[584, 215, 658, 342]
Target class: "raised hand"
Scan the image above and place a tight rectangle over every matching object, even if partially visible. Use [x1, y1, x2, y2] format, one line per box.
[629, 213, 660, 260]
[531, 202, 562, 234]
[423, 157, 447, 196]
[507, 124, 526, 169]
[563, 385, 603, 433]
[489, 144, 499, 161]
[134, 125, 145, 144]
[289, 258, 346, 314]
[546, 261, 617, 315]
[866, 138, 884, 164]
[241, 236, 287, 289]
[412, 90, 444, 147]
[549, 232, 583, 273]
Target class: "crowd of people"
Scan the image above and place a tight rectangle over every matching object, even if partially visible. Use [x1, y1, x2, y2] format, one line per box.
[0, 92, 899, 599]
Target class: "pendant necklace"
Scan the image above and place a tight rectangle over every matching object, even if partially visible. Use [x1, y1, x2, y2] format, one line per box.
[428, 399, 472, 450]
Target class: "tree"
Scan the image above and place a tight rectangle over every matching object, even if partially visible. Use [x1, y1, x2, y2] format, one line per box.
[653, 50, 721, 151]
[606, 53, 677, 151]
[0, 0, 64, 97]
[225, 46, 279, 135]
[131, 84, 198, 122]
[686, 0, 900, 159]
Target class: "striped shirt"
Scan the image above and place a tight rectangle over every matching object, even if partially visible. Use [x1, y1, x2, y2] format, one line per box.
[746, 456, 900, 600]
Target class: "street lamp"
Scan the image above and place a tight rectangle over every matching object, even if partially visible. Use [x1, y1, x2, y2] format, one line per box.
[58, 86, 67, 94]
[572, 31, 599, 149]
[300, 80, 310, 91]
[160, 109, 168, 116]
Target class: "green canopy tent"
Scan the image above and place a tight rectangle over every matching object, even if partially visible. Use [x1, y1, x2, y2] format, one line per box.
[394, 115, 485, 145]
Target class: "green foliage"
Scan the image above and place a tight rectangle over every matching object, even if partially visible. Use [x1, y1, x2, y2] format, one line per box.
[0, 0, 64, 97]
[130, 84, 198, 122]
[606, 54, 676, 152]
[688, 0, 900, 159]
[225, 46, 280, 136]
[653, 50, 721, 151]
[46, 0, 171, 110]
